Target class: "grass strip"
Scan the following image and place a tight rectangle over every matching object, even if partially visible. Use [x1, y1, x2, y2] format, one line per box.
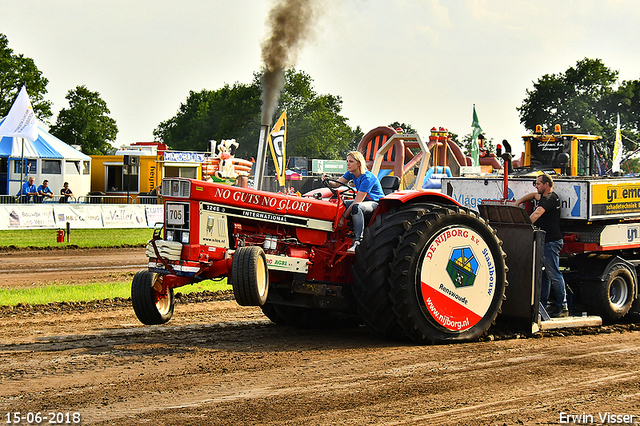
[0, 228, 155, 249]
[0, 279, 231, 307]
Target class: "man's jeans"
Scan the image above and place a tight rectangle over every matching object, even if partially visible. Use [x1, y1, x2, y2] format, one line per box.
[541, 239, 567, 309]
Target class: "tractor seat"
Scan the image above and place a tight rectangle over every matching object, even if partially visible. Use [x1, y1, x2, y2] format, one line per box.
[380, 175, 401, 196]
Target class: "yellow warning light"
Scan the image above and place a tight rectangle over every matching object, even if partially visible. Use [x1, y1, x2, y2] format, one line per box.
[535, 125, 542, 134]
[554, 124, 561, 134]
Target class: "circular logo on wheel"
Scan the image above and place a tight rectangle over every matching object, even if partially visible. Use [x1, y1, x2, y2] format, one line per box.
[419, 225, 497, 331]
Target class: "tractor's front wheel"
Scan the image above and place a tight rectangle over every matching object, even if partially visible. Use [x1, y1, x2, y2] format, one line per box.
[390, 206, 507, 344]
[231, 246, 269, 306]
[131, 270, 175, 325]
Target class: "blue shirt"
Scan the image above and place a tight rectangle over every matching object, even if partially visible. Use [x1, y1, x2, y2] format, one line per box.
[20, 182, 37, 195]
[37, 185, 53, 195]
[342, 170, 385, 202]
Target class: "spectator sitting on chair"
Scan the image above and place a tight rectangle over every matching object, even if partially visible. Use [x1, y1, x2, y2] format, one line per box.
[60, 182, 74, 203]
[37, 179, 54, 202]
[17, 176, 38, 203]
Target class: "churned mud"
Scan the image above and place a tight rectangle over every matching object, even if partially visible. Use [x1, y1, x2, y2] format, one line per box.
[1, 248, 639, 425]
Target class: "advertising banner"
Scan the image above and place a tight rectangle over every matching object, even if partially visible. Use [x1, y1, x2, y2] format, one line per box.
[101, 205, 147, 228]
[145, 205, 164, 228]
[164, 152, 205, 163]
[441, 177, 589, 220]
[0, 204, 164, 230]
[0, 205, 56, 229]
[591, 181, 640, 218]
[53, 205, 103, 229]
[311, 159, 347, 175]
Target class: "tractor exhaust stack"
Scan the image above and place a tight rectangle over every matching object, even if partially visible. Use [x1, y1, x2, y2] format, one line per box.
[253, 124, 270, 190]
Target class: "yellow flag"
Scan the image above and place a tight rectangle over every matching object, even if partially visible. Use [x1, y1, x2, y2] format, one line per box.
[268, 111, 287, 186]
[612, 113, 622, 173]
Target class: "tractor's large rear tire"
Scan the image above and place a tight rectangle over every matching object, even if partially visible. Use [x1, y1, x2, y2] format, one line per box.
[581, 262, 635, 322]
[131, 270, 175, 325]
[231, 246, 269, 306]
[352, 204, 436, 340]
[390, 205, 507, 344]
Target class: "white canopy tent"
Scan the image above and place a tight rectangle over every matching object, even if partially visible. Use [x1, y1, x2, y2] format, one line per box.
[0, 120, 92, 198]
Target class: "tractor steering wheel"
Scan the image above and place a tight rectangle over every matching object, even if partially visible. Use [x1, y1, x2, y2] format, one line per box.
[322, 177, 357, 199]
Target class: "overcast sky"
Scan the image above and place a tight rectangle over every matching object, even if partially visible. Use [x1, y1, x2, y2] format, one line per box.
[3, 0, 640, 156]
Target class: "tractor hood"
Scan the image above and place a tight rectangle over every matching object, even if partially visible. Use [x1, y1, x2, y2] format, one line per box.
[167, 179, 339, 225]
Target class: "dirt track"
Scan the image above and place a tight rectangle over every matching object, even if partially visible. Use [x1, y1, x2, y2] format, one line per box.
[0, 247, 147, 288]
[1, 249, 640, 425]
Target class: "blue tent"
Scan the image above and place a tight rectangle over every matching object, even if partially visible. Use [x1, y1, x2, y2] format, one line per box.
[0, 120, 92, 197]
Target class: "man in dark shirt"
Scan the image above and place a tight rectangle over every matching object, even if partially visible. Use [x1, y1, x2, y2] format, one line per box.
[516, 173, 568, 317]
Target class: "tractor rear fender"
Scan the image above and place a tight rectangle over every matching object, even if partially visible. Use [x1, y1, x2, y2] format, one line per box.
[371, 190, 460, 222]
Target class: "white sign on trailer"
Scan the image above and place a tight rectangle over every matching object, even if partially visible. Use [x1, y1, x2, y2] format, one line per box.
[441, 177, 589, 220]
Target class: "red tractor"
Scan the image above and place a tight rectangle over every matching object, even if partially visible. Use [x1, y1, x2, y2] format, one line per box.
[132, 130, 519, 344]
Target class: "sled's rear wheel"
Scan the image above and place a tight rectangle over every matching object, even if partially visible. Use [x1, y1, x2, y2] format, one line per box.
[271, 305, 360, 329]
[131, 270, 175, 325]
[260, 302, 287, 325]
[582, 262, 635, 321]
[390, 206, 507, 344]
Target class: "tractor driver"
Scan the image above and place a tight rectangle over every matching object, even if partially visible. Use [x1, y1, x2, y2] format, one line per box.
[322, 150, 384, 253]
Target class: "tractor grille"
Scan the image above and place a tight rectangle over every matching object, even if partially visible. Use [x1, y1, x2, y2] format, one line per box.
[165, 202, 190, 244]
[162, 179, 191, 198]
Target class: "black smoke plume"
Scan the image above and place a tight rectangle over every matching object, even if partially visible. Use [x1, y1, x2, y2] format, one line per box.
[260, 0, 320, 125]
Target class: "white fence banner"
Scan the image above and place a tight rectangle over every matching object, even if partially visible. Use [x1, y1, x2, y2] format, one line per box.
[1, 205, 56, 229]
[1, 204, 165, 230]
[53, 205, 104, 229]
[101, 205, 147, 228]
[145, 205, 164, 228]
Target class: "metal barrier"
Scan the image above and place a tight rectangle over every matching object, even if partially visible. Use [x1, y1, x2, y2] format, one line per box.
[1, 194, 160, 205]
[40, 195, 79, 204]
[9, 195, 72, 204]
[0, 195, 19, 204]
[76, 195, 134, 204]
[133, 195, 161, 205]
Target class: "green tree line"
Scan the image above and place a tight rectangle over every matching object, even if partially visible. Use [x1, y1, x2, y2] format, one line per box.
[2, 31, 640, 166]
[518, 58, 640, 164]
[153, 69, 361, 160]
[0, 34, 117, 155]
